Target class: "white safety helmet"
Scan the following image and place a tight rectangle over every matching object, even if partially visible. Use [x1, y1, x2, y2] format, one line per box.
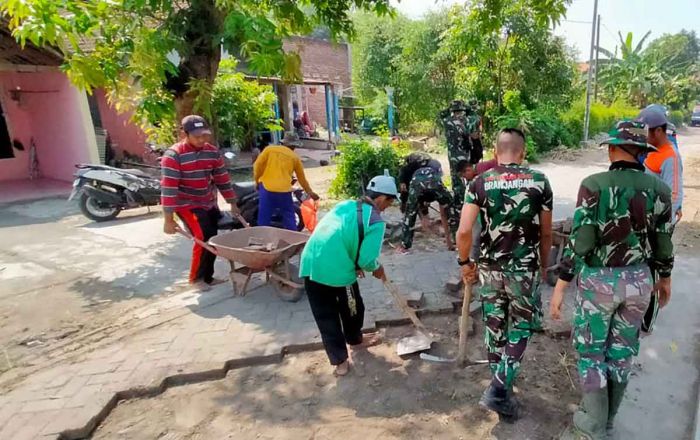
[366, 169, 399, 197]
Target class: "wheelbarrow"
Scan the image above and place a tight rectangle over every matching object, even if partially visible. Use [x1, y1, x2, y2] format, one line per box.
[204, 226, 310, 301]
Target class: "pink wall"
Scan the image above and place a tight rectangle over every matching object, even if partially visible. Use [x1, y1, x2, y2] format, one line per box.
[94, 89, 147, 157]
[0, 70, 95, 182]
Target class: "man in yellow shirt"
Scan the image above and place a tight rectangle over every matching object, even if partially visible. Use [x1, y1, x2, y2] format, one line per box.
[254, 132, 319, 229]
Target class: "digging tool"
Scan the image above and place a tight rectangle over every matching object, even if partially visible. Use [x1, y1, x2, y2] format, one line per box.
[382, 278, 433, 356]
[420, 283, 488, 366]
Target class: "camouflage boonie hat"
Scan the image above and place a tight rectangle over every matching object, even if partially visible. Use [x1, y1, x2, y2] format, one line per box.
[450, 100, 467, 112]
[600, 120, 657, 151]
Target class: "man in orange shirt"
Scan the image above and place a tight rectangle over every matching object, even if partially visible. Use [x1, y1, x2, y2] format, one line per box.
[636, 108, 684, 225]
[253, 132, 319, 229]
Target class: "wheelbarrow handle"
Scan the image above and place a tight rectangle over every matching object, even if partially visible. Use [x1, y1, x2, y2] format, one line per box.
[234, 212, 251, 228]
[176, 227, 219, 256]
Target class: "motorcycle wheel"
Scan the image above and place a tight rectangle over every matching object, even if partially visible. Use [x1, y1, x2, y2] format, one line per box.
[79, 193, 121, 222]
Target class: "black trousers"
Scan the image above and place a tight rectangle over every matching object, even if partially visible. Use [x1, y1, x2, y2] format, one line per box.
[177, 207, 219, 283]
[305, 278, 365, 365]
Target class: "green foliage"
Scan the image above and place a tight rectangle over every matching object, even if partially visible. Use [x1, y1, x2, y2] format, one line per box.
[668, 110, 688, 126]
[493, 92, 574, 157]
[561, 99, 639, 143]
[213, 60, 281, 150]
[351, 10, 456, 128]
[1, 0, 392, 139]
[597, 30, 700, 111]
[330, 138, 409, 197]
[405, 120, 436, 137]
[443, 1, 576, 114]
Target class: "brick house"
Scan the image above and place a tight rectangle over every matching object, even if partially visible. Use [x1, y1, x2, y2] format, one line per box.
[282, 36, 351, 131]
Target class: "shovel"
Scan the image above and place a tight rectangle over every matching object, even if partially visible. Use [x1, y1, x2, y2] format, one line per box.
[382, 278, 433, 356]
[420, 282, 488, 366]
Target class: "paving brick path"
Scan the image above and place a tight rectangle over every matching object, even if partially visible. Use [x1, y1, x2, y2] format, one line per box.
[0, 250, 464, 439]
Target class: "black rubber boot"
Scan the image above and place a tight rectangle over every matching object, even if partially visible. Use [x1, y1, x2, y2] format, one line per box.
[479, 385, 519, 420]
[563, 388, 608, 440]
[607, 380, 628, 431]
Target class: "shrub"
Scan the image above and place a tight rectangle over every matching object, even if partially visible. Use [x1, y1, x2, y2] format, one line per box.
[668, 110, 686, 126]
[330, 138, 410, 197]
[212, 60, 281, 150]
[493, 100, 575, 158]
[405, 120, 437, 137]
[561, 99, 639, 143]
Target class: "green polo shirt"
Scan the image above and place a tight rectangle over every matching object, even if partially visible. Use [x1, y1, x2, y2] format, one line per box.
[299, 200, 385, 287]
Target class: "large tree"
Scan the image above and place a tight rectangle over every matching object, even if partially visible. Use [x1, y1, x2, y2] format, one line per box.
[1, 0, 391, 142]
[442, 0, 574, 112]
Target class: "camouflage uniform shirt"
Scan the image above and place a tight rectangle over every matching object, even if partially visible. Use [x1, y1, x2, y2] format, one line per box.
[559, 161, 674, 281]
[465, 163, 553, 272]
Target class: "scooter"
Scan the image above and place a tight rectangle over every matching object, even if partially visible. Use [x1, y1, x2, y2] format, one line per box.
[69, 156, 306, 229]
[68, 163, 161, 222]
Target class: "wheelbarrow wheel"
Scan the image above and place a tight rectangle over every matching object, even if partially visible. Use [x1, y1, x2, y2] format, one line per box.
[270, 262, 304, 302]
[272, 279, 305, 302]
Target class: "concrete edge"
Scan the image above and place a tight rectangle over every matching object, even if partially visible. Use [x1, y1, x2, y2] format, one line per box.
[54, 306, 461, 440]
[54, 299, 572, 439]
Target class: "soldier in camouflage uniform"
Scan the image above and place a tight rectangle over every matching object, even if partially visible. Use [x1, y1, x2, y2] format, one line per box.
[397, 154, 460, 252]
[457, 128, 553, 420]
[398, 152, 433, 214]
[550, 121, 674, 440]
[440, 100, 483, 212]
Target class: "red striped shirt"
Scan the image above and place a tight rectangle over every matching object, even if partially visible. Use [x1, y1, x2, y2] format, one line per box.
[160, 141, 236, 213]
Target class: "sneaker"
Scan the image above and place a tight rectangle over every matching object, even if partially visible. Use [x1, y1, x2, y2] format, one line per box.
[479, 385, 519, 420]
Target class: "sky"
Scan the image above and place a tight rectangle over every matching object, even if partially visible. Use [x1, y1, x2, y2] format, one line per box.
[390, 0, 700, 61]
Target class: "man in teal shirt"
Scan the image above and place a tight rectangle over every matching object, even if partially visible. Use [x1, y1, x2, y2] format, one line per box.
[299, 171, 398, 376]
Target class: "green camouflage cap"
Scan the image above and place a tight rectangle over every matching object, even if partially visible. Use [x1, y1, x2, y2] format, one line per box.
[600, 120, 657, 151]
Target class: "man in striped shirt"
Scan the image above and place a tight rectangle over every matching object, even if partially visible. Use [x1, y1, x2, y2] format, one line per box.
[161, 115, 238, 290]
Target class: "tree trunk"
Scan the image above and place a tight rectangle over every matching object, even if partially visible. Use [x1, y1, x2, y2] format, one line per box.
[169, 0, 223, 134]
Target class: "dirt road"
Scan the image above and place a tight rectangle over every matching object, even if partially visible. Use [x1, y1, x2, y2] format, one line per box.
[94, 316, 579, 440]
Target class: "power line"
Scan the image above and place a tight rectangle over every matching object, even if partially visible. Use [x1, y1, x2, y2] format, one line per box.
[562, 19, 593, 24]
[602, 23, 618, 40]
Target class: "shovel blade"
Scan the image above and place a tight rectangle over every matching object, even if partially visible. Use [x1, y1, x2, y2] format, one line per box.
[396, 332, 432, 356]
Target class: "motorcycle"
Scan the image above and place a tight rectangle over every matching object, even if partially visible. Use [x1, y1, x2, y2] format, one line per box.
[69, 153, 307, 230]
[68, 163, 161, 222]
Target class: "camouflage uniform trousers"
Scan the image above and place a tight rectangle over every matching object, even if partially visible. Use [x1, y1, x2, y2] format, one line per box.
[479, 270, 540, 390]
[401, 168, 457, 249]
[573, 264, 652, 392]
[447, 152, 468, 213]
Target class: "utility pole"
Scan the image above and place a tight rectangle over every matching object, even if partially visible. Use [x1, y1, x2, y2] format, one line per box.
[583, 0, 599, 143]
[594, 14, 601, 102]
